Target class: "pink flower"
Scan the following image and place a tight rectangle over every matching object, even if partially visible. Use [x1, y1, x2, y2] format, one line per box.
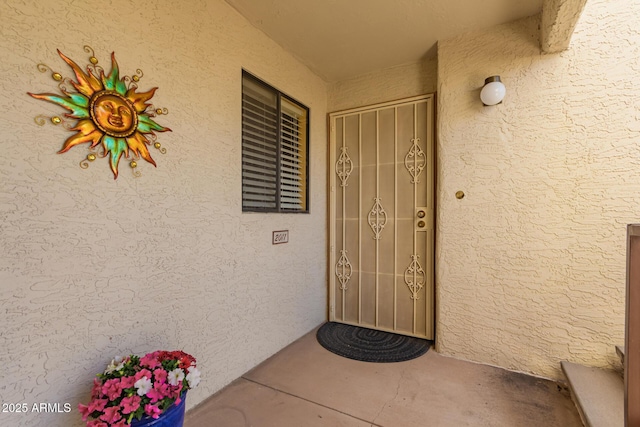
[147, 382, 169, 403]
[82, 350, 197, 426]
[99, 406, 122, 424]
[101, 378, 123, 401]
[144, 403, 162, 419]
[153, 368, 167, 384]
[120, 395, 141, 414]
[171, 382, 183, 399]
[134, 369, 152, 382]
[140, 352, 161, 369]
[120, 375, 135, 389]
[78, 403, 91, 421]
[91, 378, 103, 398]
[88, 398, 108, 413]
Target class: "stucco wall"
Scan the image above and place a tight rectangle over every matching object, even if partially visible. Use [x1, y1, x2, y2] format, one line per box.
[437, 0, 639, 379]
[328, 58, 437, 112]
[0, 1, 327, 426]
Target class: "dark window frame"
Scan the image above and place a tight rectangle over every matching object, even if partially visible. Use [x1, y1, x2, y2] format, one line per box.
[241, 70, 310, 213]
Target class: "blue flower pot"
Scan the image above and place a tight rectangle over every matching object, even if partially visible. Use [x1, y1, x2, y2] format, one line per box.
[130, 393, 186, 427]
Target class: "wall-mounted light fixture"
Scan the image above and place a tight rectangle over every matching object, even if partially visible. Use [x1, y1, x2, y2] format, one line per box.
[480, 76, 506, 106]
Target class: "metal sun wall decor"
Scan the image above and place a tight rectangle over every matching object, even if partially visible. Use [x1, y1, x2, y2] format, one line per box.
[28, 46, 171, 179]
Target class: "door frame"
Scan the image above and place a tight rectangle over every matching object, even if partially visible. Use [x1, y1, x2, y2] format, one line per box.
[327, 94, 437, 339]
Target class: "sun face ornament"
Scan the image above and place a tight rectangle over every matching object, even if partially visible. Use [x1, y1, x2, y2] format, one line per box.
[28, 46, 171, 179]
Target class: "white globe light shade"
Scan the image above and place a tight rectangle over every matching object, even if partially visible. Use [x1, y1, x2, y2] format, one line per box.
[480, 77, 506, 106]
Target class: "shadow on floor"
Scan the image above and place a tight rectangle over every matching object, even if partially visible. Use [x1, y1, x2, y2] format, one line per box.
[185, 327, 582, 427]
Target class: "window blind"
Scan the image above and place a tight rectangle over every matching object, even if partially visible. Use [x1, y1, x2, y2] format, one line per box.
[242, 78, 278, 210]
[280, 98, 307, 211]
[242, 72, 309, 213]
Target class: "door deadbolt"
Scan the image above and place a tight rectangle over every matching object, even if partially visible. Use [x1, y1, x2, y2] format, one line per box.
[417, 210, 426, 218]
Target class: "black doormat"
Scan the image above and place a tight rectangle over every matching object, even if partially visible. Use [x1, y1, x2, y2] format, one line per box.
[316, 322, 431, 363]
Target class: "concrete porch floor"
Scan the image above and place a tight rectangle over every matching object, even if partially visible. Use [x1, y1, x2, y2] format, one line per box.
[185, 327, 583, 427]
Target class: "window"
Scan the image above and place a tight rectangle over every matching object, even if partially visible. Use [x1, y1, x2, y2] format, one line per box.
[242, 71, 309, 212]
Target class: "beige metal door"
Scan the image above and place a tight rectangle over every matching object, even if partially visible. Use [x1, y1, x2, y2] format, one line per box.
[329, 95, 435, 339]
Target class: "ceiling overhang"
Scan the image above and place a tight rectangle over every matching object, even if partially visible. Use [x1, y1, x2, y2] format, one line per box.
[225, 0, 585, 82]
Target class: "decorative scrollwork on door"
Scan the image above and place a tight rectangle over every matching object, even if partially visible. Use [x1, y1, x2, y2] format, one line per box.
[367, 198, 387, 240]
[404, 255, 425, 300]
[404, 137, 426, 184]
[336, 146, 353, 187]
[336, 250, 353, 291]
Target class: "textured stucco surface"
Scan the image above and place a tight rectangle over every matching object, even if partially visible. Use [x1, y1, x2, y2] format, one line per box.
[328, 58, 437, 112]
[0, 1, 327, 426]
[437, 0, 639, 379]
[540, 0, 588, 53]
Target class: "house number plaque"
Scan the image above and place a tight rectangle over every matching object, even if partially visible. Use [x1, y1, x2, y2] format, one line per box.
[272, 230, 289, 245]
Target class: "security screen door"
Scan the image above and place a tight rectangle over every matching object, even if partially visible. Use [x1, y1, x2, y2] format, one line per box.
[329, 95, 435, 339]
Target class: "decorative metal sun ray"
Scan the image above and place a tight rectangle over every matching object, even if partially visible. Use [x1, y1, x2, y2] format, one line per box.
[28, 46, 171, 179]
